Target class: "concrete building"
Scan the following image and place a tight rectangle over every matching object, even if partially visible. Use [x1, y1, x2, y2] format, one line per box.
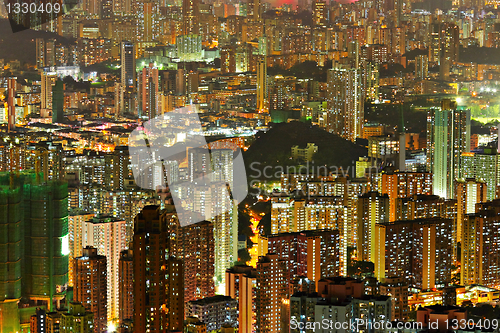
[255, 254, 287, 333]
[82, 216, 127, 321]
[375, 218, 453, 289]
[133, 206, 184, 332]
[327, 63, 364, 142]
[60, 302, 94, 333]
[427, 100, 470, 199]
[455, 178, 487, 243]
[380, 172, 433, 222]
[462, 200, 500, 288]
[225, 265, 256, 333]
[74, 246, 107, 333]
[357, 191, 390, 262]
[186, 295, 238, 332]
[379, 276, 408, 321]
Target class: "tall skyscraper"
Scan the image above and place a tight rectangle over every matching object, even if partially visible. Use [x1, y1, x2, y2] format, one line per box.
[415, 54, 429, 79]
[187, 148, 237, 286]
[168, 219, 215, 302]
[82, 216, 127, 322]
[253, 0, 260, 20]
[7, 77, 16, 132]
[456, 178, 487, 243]
[182, 0, 199, 35]
[41, 72, 57, 115]
[74, 246, 107, 333]
[461, 150, 500, 201]
[68, 213, 94, 287]
[357, 191, 390, 262]
[256, 55, 267, 112]
[118, 249, 133, 329]
[255, 253, 286, 333]
[225, 265, 256, 333]
[461, 200, 500, 287]
[375, 217, 453, 289]
[36, 38, 45, 69]
[120, 41, 135, 89]
[0, 172, 68, 333]
[133, 206, 184, 332]
[441, 23, 460, 64]
[52, 79, 64, 123]
[312, 0, 326, 26]
[327, 63, 364, 142]
[427, 100, 470, 199]
[142, 1, 154, 41]
[394, 0, 403, 26]
[138, 63, 159, 119]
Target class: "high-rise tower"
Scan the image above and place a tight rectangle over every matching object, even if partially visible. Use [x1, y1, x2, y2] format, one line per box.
[74, 246, 107, 333]
[82, 216, 127, 322]
[0, 172, 69, 333]
[138, 63, 159, 119]
[52, 79, 64, 123]
[427, 100, 470, 199]
[133, 206, 184, 332]
[7, 77, 16, 132]
[327, 63, 364, 142]
[256, 37, 267, 113]
[120, 41, 135, 89]
[182, 0, 199, 35]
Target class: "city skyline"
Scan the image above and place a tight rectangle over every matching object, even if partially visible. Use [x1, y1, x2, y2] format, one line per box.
[2, 0, 500, 331]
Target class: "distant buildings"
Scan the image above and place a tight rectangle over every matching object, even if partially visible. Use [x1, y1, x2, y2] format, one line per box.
[291, 143, 318, 162]
[380, 172, 433, 222]
[357, 191, 389, 262]
[256, 54, 267, 112]
[269, 193, 347, 274]
[266, 230, 340, 289]
[326, 63, 364, 142]
[426, 99, 470, 199]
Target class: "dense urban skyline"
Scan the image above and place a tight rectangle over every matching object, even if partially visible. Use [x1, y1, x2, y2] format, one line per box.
[1, 0, 500, 332]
